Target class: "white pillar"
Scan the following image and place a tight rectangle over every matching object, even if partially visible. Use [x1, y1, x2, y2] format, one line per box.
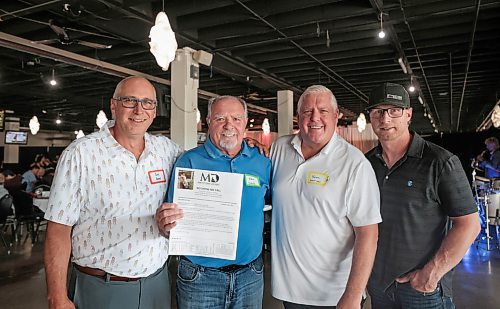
[171, 47, 199, 150]
[3, 117, 20, 163]
[277, 90, 294, 137]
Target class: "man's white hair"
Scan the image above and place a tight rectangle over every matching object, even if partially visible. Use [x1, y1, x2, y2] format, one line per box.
[206, 95, 248, 124]
[297, 85, 338, 113]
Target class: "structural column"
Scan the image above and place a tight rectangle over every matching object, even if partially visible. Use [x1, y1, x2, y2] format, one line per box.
[3, 117, 20, 163]
[277, 90, 294, 137]
[171, 47, 199, 150]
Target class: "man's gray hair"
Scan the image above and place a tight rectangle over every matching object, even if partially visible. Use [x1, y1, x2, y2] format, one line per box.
[112, 76, 156, 99]
[206, 95, 248, 123]
[297, 85, 338, 113]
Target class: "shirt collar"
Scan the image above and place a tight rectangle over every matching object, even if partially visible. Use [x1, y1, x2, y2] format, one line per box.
[290, 132, 338, 156]
[203, 136, 250, 159]
[371, 131, 424, 159]
[405, 132, 425, 158]
[100, 120, 158, 157]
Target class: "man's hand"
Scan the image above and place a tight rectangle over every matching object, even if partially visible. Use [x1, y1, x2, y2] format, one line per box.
[396, 268, 439, 293]
[156, 203, 184, 237]
[336, 292, 362, 309]
[245, 137, 270, 157]
[48, 296, 75, 309]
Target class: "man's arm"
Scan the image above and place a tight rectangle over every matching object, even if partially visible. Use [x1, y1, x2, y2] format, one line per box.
[44, 221, 75, 309]
[337, 224, 378, 309]
[396, 213, 480, 292]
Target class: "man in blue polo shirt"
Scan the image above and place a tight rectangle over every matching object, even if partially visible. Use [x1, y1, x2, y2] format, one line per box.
[156, 95, 271, 308]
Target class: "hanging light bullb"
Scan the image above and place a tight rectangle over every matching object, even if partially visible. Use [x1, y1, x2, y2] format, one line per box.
[29, 116, 40, 135]
[149, 11, 177, 71]
[491, 104, 500, 128]
[96, 110, 108, 129]
[262, 118, 271, 135]
[357, 113, 366, 133]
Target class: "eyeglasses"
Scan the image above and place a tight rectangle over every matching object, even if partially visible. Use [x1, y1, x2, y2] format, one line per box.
[368, 107, 405, 119]
[113, 96, 157, 110]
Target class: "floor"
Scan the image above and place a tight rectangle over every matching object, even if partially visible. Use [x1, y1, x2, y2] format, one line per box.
[0, 228, 499, 308]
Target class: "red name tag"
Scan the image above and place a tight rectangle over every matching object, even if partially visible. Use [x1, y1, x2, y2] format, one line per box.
[148, 170, 166, 184]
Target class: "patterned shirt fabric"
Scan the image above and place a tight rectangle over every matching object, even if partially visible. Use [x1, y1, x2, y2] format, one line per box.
[167, 137, 271, 268]
[45, 121, 181, 278]
[270, 133, 382, 306]
[366, 132, 477, 297]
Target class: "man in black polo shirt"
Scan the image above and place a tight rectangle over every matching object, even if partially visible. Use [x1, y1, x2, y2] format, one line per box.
[365, 82, 480, 309]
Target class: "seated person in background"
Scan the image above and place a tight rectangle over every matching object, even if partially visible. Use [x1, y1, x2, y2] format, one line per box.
[37, 153, 54, 169]
[2, 169, 43, 216]
[0, 172, 9, 199]
[3, 170, 26, 192]
[51, 154, 60, 168]
[22, 163, 45, 193]
[476, 136, 500, 178]
[34, 167, 55, 189]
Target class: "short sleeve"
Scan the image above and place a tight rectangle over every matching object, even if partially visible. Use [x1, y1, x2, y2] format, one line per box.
[44, 145, 83, 226]
[437, 155, 477, 217]
[346, 160, 382, 227]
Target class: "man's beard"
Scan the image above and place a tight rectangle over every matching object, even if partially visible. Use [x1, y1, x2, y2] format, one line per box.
[219, 130, 239, 150]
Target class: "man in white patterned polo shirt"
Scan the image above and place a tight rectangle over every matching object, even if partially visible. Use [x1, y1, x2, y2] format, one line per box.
[44, 76, 181, 309]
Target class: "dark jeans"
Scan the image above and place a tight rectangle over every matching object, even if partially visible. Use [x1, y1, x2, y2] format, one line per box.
[368, 282, 455, 309]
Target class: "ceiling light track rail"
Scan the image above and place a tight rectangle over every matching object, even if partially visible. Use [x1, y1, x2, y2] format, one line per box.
[399, 0, 441, 127]
[456, 0, 481, 131]
[233, 0, 368, 102]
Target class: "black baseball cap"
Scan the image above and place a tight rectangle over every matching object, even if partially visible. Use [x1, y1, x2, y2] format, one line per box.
[367, 82, 410, 109]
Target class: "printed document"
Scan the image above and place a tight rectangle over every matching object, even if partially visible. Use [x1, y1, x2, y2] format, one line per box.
[168, 167, 243, 260]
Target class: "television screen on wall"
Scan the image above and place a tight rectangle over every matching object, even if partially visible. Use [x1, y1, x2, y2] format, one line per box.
[4, 130, 28, 145]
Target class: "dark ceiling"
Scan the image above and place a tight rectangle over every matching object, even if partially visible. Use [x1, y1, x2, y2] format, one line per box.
[1, 0, 500, 134]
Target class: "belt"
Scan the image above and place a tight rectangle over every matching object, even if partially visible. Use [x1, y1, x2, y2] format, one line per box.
[218, 263, 248, 272]
[74, 264, 141, 282]
[181, 257, 251, 273]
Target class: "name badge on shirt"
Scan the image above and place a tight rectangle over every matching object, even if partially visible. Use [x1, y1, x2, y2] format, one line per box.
[245, 174, 261, 187]
[148, 169, 166, 184]
[306, 171, 329, 186]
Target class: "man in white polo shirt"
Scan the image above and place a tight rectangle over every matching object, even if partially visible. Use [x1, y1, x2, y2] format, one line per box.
[44, 76, 181, 309]
[270, 85, 381, 308]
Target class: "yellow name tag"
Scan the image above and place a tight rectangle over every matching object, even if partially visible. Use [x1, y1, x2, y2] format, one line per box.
[306, 172, 329, 186]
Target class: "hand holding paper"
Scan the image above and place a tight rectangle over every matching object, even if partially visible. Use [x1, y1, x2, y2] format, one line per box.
[156, 202, 184, 237]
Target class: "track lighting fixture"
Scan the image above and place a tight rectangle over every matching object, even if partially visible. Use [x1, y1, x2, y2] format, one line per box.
[378, 12, 386, 39]
[398, 57, 408, 74]
[49, 68, 57, 86]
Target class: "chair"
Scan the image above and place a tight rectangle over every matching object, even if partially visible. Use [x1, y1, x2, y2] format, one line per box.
[0, 194, 15, 254]
[11, 191, 46, 246]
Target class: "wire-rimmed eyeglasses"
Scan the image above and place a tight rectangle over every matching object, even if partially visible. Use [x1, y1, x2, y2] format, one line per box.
[368, 107, 405, 119]
[112, 96, 157, 110]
